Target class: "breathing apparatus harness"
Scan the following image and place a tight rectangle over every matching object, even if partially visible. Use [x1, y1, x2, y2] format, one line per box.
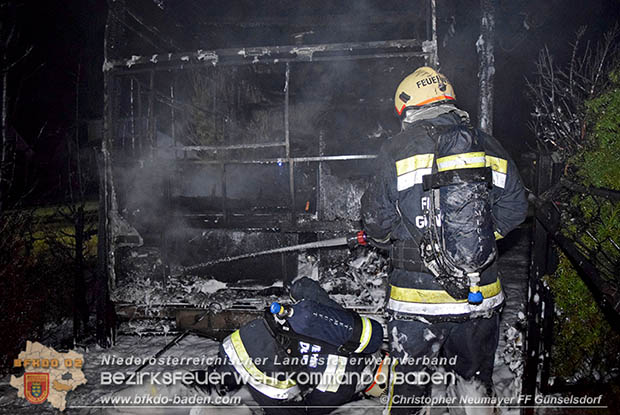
[394, 122, 495, 304]
[262, 308, 390, 397]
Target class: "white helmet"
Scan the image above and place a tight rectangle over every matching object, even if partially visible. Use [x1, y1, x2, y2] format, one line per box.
[394, 66, 456, 117]
[364, 351, 390, 397]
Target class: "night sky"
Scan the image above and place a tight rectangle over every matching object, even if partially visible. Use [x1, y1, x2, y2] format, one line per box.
[12, 1, 105, 134]
[5, 0, 620, 196]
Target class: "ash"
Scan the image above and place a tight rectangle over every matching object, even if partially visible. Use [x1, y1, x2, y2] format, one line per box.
[0, 231, 529, 414]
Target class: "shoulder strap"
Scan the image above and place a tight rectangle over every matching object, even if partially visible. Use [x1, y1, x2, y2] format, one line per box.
[396, 121, 441, 244]
[262, 309, 348, 356]
[338, 312, 363, 354]
[396, 200, 423, 244]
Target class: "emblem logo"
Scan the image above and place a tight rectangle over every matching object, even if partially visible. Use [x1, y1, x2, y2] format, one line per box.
[24, 372, 49, 404]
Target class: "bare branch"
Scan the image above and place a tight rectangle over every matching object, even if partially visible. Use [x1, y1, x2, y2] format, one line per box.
[526, 26, 620, 160]
[1, 45, 32, 72]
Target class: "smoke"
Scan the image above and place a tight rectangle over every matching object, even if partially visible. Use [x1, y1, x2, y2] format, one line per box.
[108, 1, 432, 287]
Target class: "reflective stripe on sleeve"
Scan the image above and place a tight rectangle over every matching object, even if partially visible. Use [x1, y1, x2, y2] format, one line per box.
[387, 290, 504, 315]
[485, 155, 508, 188]
[491, 170, 507, 188]
[436, 152, 486, 172]
[395, 154, 434, 192]
[484, 155, 508, 173]
[353, 316, 373, 353]
[395, 154, 434, 176]
[222, 330, 299, 400]
[397, 168, 432, 191]
[316, 354, 348, 393]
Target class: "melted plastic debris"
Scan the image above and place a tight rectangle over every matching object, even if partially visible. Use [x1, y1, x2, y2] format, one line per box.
[112, 245, 388, 334]
[126, 55, 141, 68]
[318, 248, 388, 311]
[423, 328, 437, 341]
[102, 59, 114, 72]
[503, 326, 524, 373]
[289, 45, 327, 60]
[319, 166, 367, 221]
[196, 49, 218, 64]
[297, 254, 319, 281]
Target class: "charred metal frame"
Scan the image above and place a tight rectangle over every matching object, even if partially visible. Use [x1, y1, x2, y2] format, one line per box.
[102, 38, 437, 230]
[522, 153, 561, 410]
[98, 0, 438, 345]
[104, 39, 435, 73]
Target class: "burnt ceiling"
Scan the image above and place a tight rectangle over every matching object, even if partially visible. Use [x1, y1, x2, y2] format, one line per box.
[111, 0, 432, 55]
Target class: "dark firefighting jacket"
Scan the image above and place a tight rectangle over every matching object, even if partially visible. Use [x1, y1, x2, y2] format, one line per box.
[221, 278, 380, 402]
[360, 111, 528, 319]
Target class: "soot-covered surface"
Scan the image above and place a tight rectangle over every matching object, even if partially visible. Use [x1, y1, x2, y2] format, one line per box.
[0, 225, 531, 414]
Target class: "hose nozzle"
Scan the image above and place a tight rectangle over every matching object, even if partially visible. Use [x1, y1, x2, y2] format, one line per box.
[347, 230, 368, 248]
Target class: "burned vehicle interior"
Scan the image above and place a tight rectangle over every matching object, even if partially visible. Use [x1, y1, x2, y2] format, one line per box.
[99, 0, 439, 339]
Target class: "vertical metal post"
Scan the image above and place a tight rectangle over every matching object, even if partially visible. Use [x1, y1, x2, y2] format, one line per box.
[425, 0, 439, 68]
[431, 0, 437, 47]
[316, 128, 326, 277]
[97, 0, 124, 347]
[281, 252, 288, 286]
[317, 129, 325, 221]
[130, 78, 135, 153]
[211, 74, 217, 162]
[477, 0, 496, 134]
[540, 290, 554, 393]
[136, 79, 143, 155]
[523, 218, 548, 415]
[221, 163, 228, 225]
[147, 70, 155, 158]
[162, 176, 171, 288]
[522, 153, 559, 414]
[170, 78, 176, 158]
[284, 63, 296, 282]
[285, 63, 295, 223]
[96, 148, 112, 347]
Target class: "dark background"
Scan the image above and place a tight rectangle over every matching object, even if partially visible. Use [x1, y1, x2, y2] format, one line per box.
[5, 0, 620, 201]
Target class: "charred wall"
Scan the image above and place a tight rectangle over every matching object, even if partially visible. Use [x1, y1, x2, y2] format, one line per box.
[102, 1, 437, 297]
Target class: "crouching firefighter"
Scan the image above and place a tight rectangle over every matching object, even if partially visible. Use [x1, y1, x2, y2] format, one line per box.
[196, 277, 389, 415]
[360, 67, 528, 414]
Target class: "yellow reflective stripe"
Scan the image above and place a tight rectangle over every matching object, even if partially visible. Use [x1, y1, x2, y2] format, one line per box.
[494, 231, 503, 240]
[395, 154, 434, 176]
[354, 317, 372, 353]
[396, 168, 432, 191]
[230, 331, 296, 389]
[385, 358, 399, 415]
[390, 279, 502, 304]
[436, 152, 486, 172]
[387, 291, 505, 315]
[485, 155, 508, 174]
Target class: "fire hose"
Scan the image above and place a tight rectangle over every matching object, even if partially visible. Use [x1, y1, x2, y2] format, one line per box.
[136, 231, 373, 373]
[181, 230, 370, 274]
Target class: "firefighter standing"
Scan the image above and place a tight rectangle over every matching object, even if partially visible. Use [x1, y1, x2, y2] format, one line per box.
[360, 67, 528, 414]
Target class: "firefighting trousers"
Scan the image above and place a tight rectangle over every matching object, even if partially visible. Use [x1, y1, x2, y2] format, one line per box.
[384, 313, 499, 415]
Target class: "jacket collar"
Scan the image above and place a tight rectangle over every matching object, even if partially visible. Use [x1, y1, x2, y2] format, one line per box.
[402, 104, 469, 129]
